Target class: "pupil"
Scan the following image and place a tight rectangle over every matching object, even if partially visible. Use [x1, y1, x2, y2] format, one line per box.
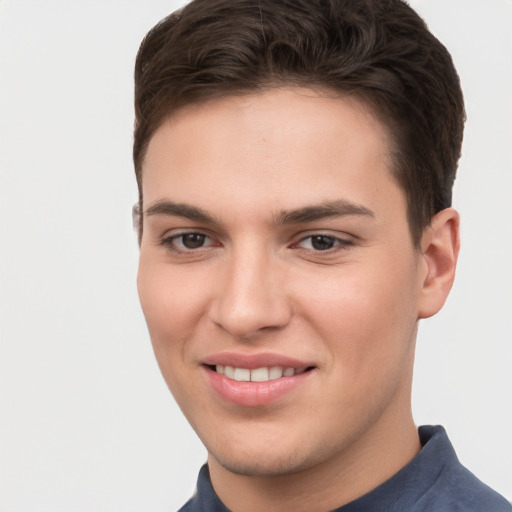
[182, 233, 205, 249]
[311, 235, 334, 251]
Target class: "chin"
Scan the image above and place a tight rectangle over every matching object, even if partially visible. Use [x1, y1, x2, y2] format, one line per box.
[212, 453, 309, 477]
[207, 438, 327, 477]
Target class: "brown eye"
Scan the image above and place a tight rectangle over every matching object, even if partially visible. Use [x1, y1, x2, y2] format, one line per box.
[310, 235, 336, 251]
[181, 233, 207, 249]
[295, 234, 353, 252]
[161, 232, 216, 252]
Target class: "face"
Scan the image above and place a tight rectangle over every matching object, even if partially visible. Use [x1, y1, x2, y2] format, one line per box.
[138, 88, 426, 477]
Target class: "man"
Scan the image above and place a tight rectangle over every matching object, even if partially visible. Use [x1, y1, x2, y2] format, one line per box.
[133, 0, 511, 510]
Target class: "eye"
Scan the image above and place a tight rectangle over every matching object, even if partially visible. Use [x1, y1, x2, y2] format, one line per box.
[162, 232, 216, 251]
[179, 233, 208, 249]
[296, 234, 352, 251]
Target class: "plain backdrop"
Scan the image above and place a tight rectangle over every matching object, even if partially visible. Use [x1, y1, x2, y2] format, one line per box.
[0, 0, 510, 510]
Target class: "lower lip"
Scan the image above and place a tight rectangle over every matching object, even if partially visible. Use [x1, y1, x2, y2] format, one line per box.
[203, 366, 313, 407]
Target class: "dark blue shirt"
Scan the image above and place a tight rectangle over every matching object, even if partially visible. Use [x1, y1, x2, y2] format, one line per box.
[179, 425, 511, 511]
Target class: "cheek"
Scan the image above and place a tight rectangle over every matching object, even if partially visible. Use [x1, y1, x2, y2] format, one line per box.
[299, 261, 419, 374]
[137, 261, 209, 359]
[137, 261, 213, 408]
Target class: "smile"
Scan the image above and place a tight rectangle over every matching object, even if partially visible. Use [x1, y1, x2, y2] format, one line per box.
[214, 365, 308, 382]
[203, 357, 316, 407]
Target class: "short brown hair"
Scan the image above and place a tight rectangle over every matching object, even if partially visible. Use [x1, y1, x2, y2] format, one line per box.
[133, 0, 465, 246]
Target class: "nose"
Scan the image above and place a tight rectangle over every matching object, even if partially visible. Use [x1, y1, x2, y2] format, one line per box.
[209, 248, 292, 339]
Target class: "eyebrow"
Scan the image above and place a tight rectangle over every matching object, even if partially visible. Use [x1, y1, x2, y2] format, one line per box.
[144, 198, 375, 226]
[145, 200, 217, 224]
[274, 199, 375, 225]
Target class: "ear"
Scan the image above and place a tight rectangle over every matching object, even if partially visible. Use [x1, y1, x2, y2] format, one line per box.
[417, 207, 460, 319]
[132, 202, 143, 246]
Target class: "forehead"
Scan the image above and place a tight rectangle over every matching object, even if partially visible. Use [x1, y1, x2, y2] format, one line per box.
[141, 87, 404, 222]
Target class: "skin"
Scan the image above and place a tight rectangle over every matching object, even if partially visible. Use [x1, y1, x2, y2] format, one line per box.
[137, 87, 459, 511]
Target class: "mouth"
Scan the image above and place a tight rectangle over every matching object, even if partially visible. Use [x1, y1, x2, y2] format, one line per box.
[207, 364, 315, 382]
[202, 356, 317, 407]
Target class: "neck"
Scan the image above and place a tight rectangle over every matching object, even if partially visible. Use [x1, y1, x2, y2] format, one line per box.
[208, 406, 421, 512]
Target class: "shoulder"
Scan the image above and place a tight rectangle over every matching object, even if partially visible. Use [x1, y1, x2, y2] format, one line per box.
[414, 464, 511, 512]
[412, 425, 511, 512]
[339, 426, 511, 512]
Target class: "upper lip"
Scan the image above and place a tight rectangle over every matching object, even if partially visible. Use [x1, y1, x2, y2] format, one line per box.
[202, 352, 316, 370]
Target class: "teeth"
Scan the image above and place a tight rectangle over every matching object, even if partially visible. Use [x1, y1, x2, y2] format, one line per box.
[233, 368, 251, 382]
[269, 367, 283, 380]
[215, 365, 307, 382]
[224, 366, 235, 379]
[250, 367, 269, 382]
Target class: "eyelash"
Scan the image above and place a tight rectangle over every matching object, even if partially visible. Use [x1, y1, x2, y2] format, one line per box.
[294, 234, 354, 252]
[159, 231, 353, 255]
[159, 232, 217, 253]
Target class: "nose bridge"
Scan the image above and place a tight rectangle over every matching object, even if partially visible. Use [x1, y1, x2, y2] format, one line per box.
[210, 239, 291, 338]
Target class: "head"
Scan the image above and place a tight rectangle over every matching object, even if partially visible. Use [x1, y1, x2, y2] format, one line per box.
[133, 0, 464, 496]
[134, 0, 465, 247]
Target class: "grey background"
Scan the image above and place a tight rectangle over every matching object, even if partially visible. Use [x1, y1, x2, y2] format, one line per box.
[1, 0, 510, 510]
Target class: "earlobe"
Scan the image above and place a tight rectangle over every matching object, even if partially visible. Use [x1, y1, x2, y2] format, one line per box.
[417, 207, 460, 319]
